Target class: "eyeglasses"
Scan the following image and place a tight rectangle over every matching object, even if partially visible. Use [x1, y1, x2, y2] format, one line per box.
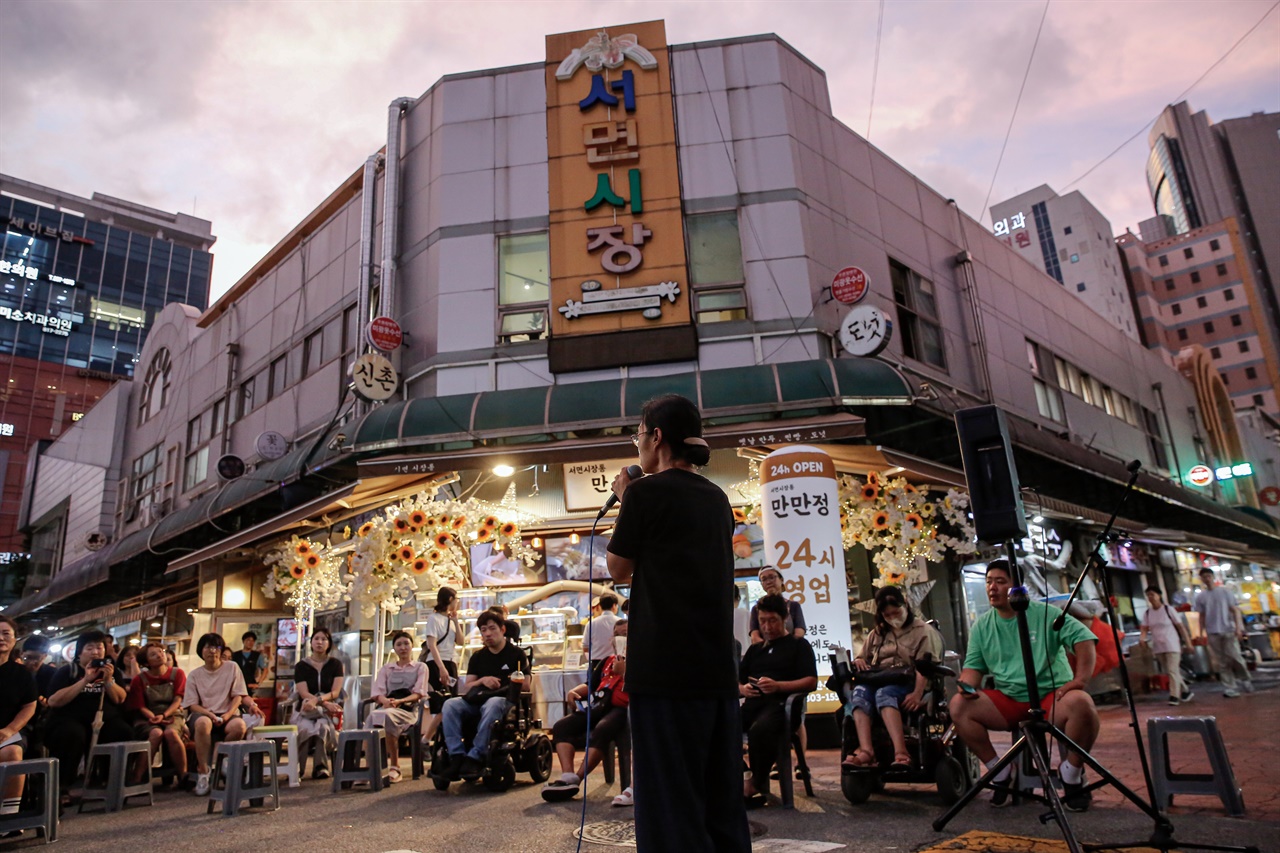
[631, 429, 654, 445]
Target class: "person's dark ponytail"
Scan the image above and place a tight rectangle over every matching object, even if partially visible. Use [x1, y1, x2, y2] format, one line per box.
[640, 394, 709, 465]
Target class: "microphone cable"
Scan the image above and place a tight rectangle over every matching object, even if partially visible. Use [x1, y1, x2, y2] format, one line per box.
[575, 514, 605, 853]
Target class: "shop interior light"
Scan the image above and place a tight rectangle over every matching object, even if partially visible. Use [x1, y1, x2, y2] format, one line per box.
[49, 644, 62, 655]
[129, 637, 141, 645]
[570, 532, 581, 545]
[1245, 575, 1253, 581]
[1243, 592, 1252, 599]
[224, 588, 246, 606]
[150, 621, 162, 628]
[531, 537, 543, 549]
[1032, 515, 1044, 523]
[1183, 587, 1191, 593]
[31, 629, 40, 635]
[492, 464, 515, 477]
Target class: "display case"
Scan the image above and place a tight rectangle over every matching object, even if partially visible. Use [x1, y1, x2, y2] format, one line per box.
[457, 610, 578, 672]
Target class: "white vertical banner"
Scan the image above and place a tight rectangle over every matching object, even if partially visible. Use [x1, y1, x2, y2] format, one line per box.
[759, 445, 851, 713]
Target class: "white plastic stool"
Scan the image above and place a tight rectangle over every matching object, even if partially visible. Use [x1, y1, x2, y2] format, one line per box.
[253, 725, 301, 788]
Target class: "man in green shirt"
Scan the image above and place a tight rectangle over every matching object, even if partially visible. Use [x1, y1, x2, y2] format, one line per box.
[950, 560, 1099, 811]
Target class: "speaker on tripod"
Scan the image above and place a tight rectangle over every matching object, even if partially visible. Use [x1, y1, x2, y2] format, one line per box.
[954, 405, 1027, 544]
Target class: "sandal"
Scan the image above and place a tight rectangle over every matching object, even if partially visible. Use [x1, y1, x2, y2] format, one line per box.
[611, 786, 634, 807]
[842, 748, 877, 768]
[889, 752, 913, 771]
[388, 767, 403, 783]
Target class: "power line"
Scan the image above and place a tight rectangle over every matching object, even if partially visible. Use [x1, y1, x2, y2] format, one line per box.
[1062, 0, 1280, 192]
[980, 0, 1052, 225]
[866, 0, 885, 139]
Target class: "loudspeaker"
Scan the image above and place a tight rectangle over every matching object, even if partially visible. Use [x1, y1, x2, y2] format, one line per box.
[954, 405, 1028, 543]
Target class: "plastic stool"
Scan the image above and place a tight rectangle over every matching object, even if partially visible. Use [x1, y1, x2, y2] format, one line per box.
[1148, 715, 1244, 816]
[0, 758, 58, 843]
[332, 729, 387, 793]
[206, 741, 280, 816]
[79, 741, 153, 813]
[1014, 735, 1065, 800]
[601, 733, 632, 790]
[253, 725, 301, 788]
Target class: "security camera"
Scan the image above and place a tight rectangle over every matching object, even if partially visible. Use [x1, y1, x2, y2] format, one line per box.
[328, 432, 347, 451]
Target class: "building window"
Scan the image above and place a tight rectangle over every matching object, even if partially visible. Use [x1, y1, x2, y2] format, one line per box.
[1210, 347, 1221, 359]
[1216, 263, 1228, 276]
[1231, 314, 1242, 327]
[1063, 226, 1072, 235]
[1142, 407, 1169, 471]
[1177, 328, 1188, 341]
[1196, 295, 1207, 308]
[1158, 255, 1169, 267]
[1026, 341, 1064, 424]
[1053, 355, 1083, 398]
[1183, 247, 1194, 259]
[1253, 394, 1265, 406]
[341, 304, 358, 377]
[184, 414, 209, 491]
[239, 373, 262, 419]
[29, 507, 67, 580]
[889, 259, 946, 369]
[303, 329, 324, 378]
[693, 288, 748, 324]
[1032, 202, 1063, 283]
[1171, 303, 1182, 316]
[1246, 366, 1257, 379]
[1223, 288, 1234, 301]
[211, 398, 226, 436]
[128, 444, 163, 522]
[1069, 253, 1079, 263]
[1209, 239, 1220, 251]
[138, 348, 171, 425]
[268, 354, 289, 401]
[1204, 321, 1214, 334]
[1164, 279, 1175, 291]
[1239, 340, 1250, 353]
[685, 212, 747, 325]
[1076, 282, 1086, 292]
[1190, 271, 1201, 284]
[496, 232, 549, 343]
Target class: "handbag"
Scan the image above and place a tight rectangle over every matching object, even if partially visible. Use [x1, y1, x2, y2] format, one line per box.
[387, 687, 419, 711]
[852, 665, 916, 688]
[463, 684, 513, 706]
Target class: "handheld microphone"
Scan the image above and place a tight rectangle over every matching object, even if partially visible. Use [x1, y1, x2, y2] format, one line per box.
[596, 465, 643, 520]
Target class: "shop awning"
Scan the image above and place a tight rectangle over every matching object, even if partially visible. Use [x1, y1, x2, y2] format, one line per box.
[354, 357, 913, 452]
[4, 541, 117, 617]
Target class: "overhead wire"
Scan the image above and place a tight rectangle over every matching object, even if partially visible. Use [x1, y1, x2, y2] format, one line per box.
[866, 0, 885, 140]
[979, 0, 1052, 226]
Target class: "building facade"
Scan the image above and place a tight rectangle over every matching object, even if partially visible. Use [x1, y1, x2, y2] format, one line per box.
[0, 176, 213, 595]
[12, 25, 1279, 702]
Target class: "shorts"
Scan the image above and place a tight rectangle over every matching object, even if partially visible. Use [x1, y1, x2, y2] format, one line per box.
[983, 689, 1058, 729]
[426, 659, 459, 714]
[134, 715, 186, 739]
[847, 683, 911, 717]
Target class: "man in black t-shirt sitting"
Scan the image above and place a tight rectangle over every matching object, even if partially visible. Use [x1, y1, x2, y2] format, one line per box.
[230, 631, 266, 693]
[739, 594, 818, 806]
[440, 610, 529, 780]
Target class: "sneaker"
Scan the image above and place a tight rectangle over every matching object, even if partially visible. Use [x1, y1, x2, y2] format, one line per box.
[990, 771, 1015, 807]
[1167, 696, 1180, 706]
[1224, 690, 1240, 698]
[460, 756, 484, 781]
[1181, 690, 1195, 703]
[315, 766, 331, 780]
[194, 773, 211, 797]
[1062, 779, 1092, 812]
[612, 786, 634, 807]
[1242, 681, 1255, 694]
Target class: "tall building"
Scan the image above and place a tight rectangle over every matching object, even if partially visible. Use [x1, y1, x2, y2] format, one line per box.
[1145, 103, 1280, 383]
[1119, 218, 1280, 414]
[990, 185, 1137, 339]
[0, 174, 213, 591]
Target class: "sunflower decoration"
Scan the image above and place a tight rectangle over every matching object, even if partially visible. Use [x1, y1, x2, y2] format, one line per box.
[408, 509, 427, 530]
[499, 521, 519, 539]
[305, 552, 321, 569]
[398, 545, 416, 562]
[295, 540, 312, 557]
[861, 483, 880, 501]
[262, 535, 346, 614]
[426, 549, 444, 564]
[451, 515, 468, 530]
[732, 507, 747, 525]
[872, 510, 891, 530]
[904, 513, 925, 534]
[866, 471, 881, 486]
[410, 557, 429, 575]
[475, 526, 494, 543]
[434, 531, 454, 549]
[436, 513, 451, 528]
[358, 521, 375, 537]
[290, 563, 307, 579]
[482, 515, 500, 530]
[393, 516, 411, 534]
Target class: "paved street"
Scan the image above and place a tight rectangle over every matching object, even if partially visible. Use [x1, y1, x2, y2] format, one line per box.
[6, 665, 1277, 852]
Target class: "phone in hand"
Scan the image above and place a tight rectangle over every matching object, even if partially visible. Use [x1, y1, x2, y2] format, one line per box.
[958, 681, 978, 696]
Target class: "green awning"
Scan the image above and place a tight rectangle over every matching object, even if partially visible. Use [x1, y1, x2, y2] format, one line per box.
[354, 357, 912, 452]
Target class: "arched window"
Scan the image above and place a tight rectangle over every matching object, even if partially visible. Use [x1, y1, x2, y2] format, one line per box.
[139, 348, 171, 424]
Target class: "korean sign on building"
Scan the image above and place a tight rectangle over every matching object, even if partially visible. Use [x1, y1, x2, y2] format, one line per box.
[545, 21, 695, 372]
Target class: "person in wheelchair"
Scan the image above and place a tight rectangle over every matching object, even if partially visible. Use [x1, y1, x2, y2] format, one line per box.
[842, 586, 942, 772]
[542, 619, 630, 802]
[438, 610, 530, 782]
[739, 594, 818, 808]
[366, 630, 427, 783]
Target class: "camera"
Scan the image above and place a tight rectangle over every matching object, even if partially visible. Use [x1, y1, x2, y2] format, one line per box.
[89, 659, 107, 669]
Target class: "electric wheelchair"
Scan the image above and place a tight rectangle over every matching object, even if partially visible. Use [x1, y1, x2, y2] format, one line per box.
[827, 647, 974, 805]
[428, 651, 553, 793]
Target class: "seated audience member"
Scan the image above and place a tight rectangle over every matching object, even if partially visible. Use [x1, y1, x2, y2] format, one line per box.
[488, 604, 521, 642]
[126, 643, 187, 784]
[19, 635, 57, 698]
[440, 610, 529, 780]
[1, 615, 38, 822]
[739, 594, 818, 807]
[843, 585, 942, 771]
[45, 630, 133, 797]
[583, 593, 621, 690]
[950, 559, 1099, 811]
[113, 644, 141, 690]
[184, 632, 260, 796]
[749, 567, 806, 644]
[292, 628, 344, 779]
[543, 619, 631, 802]
[231, 631, 267, 694]
[366, 631, 427, 783]
[422, 587, 461, 745]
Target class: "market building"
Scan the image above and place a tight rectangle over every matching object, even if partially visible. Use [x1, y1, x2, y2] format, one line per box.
[10, 22, 1279, 732]
[0, 175, 213, 603]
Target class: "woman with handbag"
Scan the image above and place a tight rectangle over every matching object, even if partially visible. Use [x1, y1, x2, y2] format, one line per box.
[366, 630, 427, 783]
[420, 587, 461, 745]
[1140, 586, 1194, 705]
[292, 628, 344, 779]
[842, 585, 942, 771]
[542, 620, 631, 801]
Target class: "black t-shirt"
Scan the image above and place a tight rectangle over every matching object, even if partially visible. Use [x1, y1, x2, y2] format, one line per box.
[465, 641, 528, 687]
[47, 664, 125, 727]
[231, 649, 264, 686]
[608, 468, 739, 698]
[739, 634, 818, 689]
[0, 660, 38, 731]
[294, 657, 343, 696]
[34, 663, 57, 697]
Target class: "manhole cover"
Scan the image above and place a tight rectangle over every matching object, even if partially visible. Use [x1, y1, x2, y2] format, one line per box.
[574, 820, 769, 847]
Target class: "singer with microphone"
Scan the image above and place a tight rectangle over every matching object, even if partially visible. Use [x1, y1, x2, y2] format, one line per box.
[606, 394, 751, 853]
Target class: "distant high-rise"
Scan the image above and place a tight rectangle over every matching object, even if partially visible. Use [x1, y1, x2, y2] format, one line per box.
[0, 174, 214, 582]
[990, 185, 1137, 339]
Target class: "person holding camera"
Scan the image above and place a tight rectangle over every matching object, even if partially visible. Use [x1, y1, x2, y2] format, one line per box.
[367, 630, 427, 783]
[45, 630, 133, 799]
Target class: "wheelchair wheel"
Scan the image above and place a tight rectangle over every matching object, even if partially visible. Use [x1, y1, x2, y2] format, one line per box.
[841, 770, 876, 804]
[484, 756, 516, 792]
[934, 755, 969, 804]
[524, 734, 553, 783]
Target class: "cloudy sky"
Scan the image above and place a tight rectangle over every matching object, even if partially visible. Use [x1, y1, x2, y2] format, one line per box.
[3, 0, 1277, 301]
